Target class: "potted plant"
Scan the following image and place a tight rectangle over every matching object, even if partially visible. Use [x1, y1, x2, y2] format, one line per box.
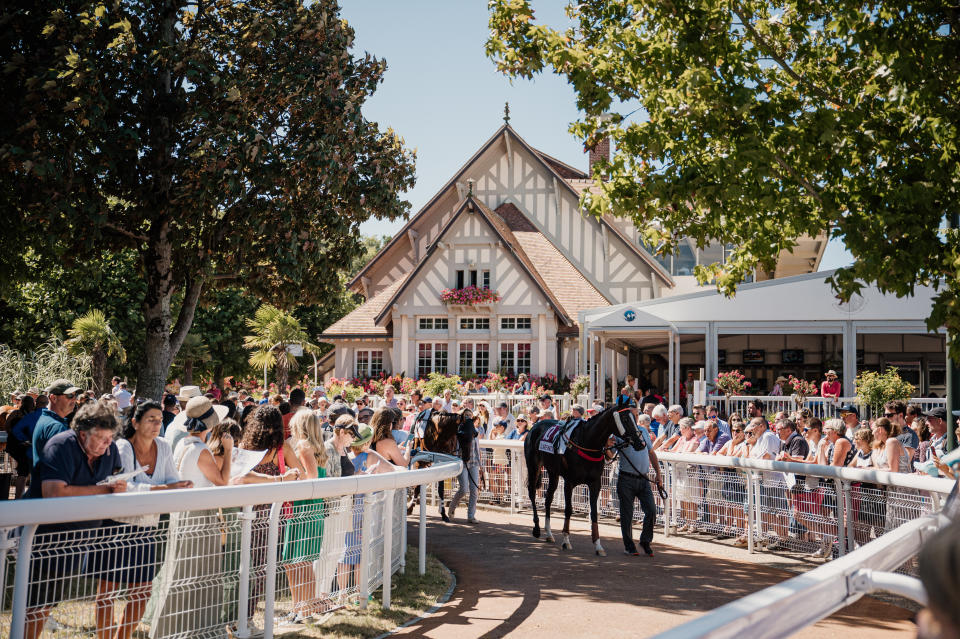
[714, 370, 751, 418]
[855, 367, 916, 417]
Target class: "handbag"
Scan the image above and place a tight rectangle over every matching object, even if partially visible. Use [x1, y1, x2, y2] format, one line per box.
[277, 447, 294, 520]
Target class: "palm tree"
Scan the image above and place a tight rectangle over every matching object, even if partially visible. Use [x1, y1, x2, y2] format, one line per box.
[245, 304, 318, 389]
[174, 333, 211, 386]
[65, 310, 127, 395]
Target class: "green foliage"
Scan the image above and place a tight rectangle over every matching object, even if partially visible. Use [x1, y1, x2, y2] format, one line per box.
[245, 304, 319, 388]
[487, 1, 960, 355]
[65, 309, 127, 394]
[326, 380, 366, 404]
[1, 0, 417, 398]
[0, 339, 92, 399]
[855, 367, 916, 413]
[421, 372, 462, 399]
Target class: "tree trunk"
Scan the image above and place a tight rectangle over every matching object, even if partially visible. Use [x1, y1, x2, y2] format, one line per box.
[139, 220, 176, 402]
[183, 359, 194, 386]
[276, 352, 289, 392]
[91, 348, 107, 396]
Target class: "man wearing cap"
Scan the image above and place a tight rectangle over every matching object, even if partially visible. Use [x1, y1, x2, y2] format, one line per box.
[923, 407, 949, 460]
[821, 370, 841, 402]
[28, 380, 81, 495]
[411, 397, 435, 442]
[838, 403, 861, 440]
[492, 402, 516, 438]
[163, 395, 230, 451]
[161, 394, 179, 434]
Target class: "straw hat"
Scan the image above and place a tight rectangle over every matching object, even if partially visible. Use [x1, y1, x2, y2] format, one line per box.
[825, 370, 838, 379]
[169, 396, 229, 432]
[176, 385, 203, 402]
[776, 375, 788, 384]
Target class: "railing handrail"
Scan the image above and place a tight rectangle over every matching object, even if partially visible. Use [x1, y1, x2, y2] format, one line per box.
[0, 461, 463, 528]
[650, 513, 947, 639]
[474, 438, 954, 494]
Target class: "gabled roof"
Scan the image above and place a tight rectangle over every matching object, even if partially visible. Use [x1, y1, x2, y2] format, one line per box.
[349, 123, 674, 295]
[372, 195, 577, 327]
[320, 275, 407, 339]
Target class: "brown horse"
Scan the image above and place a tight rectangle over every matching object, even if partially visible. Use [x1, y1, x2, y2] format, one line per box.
[407, 409, 475, 521]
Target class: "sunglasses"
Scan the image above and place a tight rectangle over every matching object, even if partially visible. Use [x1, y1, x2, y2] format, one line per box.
[58, 392, 77, 400]
[883, 413, 897, 418]
[732, 428, 743, 433]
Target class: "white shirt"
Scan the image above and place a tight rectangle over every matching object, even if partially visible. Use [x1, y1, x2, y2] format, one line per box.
[174, 436, 215, 489]
[442, 400, 453, 412]
[754, 431, 781, 460]
[113, 388, 132, 409]
[116, 438, 180, 526]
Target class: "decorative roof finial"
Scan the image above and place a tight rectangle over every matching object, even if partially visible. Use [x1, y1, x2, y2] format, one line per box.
[503, 101, 511, 125]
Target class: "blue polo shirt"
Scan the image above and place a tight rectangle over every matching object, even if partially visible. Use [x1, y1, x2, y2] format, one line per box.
[29, 409, 71, 491]
[26, 430, 121, 531]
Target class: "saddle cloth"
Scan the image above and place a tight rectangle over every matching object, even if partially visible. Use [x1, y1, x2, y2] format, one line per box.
[537, 418, 583, 455]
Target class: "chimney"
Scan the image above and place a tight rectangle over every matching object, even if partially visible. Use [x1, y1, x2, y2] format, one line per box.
[587, 137, 610, 176]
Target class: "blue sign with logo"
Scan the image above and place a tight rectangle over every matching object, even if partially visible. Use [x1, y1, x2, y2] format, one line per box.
[624, 309, 636, 322]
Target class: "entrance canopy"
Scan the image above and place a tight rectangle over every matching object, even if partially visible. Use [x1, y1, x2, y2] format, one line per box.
[579, 270, 943, 402]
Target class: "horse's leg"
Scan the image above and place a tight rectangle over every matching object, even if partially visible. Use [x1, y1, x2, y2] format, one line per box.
[528, 460, 541, 539]
[543, 471, 559, 543]
[561, 480, 574, 551]
[439, 480, 449, 523]
[590, 480, 606, 556]
[408, 484, 420, 515]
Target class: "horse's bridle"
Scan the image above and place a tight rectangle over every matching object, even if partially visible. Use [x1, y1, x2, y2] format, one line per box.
[561, 406, 642, 462]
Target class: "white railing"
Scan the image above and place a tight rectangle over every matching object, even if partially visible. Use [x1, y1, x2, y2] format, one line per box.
[703, 395, 945, 420]
[0, 461, 462, 639]
[650, 512, 949, 639]
[466, 393, 589, 416]
[465, 439, 953, 564]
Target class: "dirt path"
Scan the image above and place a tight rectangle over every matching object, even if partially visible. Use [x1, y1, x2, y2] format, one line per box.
[395, 510, 914, 638]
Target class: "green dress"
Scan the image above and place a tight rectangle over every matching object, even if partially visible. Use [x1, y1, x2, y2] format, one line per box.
[281, 465, 325, 561]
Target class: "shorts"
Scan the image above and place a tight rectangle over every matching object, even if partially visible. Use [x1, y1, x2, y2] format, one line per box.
[761, 484, 786, 512]
[28, 527, 93, 608]
[86, 522, 158, 584]
[795, 487, 824, 514]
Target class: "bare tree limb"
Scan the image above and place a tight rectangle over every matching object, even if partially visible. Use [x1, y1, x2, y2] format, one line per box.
[104, 222, 148, 242]
[169, 275, 205, 358]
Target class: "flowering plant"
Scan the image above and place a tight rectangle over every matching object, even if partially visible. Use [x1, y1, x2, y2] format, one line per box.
[439, 286, 500, 305]
[569, 375, 590, 398]
[714, 370, 751, 396]
[485, 371, 507, 392]
[788, 376, 819, 407]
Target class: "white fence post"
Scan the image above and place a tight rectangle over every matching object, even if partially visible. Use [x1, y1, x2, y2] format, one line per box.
[10, 523, 36, 639]
[419, 483, 427, 575]
[663, 463, 672, 537]
[236, 505, 255, 638]
[358, 493, 374, 610]
[381, 489, 396, 610]
[400, 490, 407, 575]
[263, 503, 281, 639]
[833, 479, 847, 557]
[842, 481, 855, 555]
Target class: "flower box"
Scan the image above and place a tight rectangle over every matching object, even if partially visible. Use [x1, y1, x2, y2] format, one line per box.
[440, 286, 500, 307]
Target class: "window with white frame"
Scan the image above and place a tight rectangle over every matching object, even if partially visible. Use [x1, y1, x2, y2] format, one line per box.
[457, 343, 491, 376]
[356, 349, 383, 377]
[500, 316, 531, 330]
[418, 317, 448, 331]
[417, 343, 448, 376]
[459, 317, 490, 330]
[455, 268, 491, 289]
[500, 343, 531, 376]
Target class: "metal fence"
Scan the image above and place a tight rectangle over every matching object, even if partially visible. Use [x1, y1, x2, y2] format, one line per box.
[463, 439, 954, 567]
[0, 461, 461, 639]
[703, 395, 946, 421]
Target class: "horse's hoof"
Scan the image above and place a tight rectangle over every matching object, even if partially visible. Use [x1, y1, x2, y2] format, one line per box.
[441, 512, 450, 523]
[545, 536, 555, 544]
[561, 541, 572, 550]
[596, 548, 607, 557]
[533, 527, 541, 539]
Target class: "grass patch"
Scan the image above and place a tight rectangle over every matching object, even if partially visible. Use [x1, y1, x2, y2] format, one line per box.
[281, 546, 451, 638]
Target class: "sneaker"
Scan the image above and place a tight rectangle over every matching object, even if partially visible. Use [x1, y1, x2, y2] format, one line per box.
[766, 535, 782, 551]
[624, 547, 640, 556]
[448, 506, 457, 520]
[715, 528, 734, 540]
[733, 536, 748, 547]
[467, 516, 479, 524]
[640, 541, 654, 557]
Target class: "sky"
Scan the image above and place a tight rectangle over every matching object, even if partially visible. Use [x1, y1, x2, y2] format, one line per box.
[339, 1, 853, 272]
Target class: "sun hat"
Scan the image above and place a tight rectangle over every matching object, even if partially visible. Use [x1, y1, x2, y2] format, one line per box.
[46, 379, 81, 395]
[27, 387, 40, 396]
[350, 425, 373, 447]
[775, 375, 788, 384]
[170, 396, 229, 432]
[825, 370, 838, 378]
[176, 385, 203, 402]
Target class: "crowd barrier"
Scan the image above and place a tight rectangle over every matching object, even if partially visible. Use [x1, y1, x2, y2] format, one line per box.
[460, 439, 954, 568]
[702, 395, 945, 421]
[0, 461, 462, 639]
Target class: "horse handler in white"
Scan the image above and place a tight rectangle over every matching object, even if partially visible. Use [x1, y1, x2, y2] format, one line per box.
[607, 413, 663, 557]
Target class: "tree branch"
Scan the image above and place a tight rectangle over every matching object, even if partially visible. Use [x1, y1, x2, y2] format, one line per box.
[770, 151, 825, 206]
[732, 5, 844, 109]
[104, 222, 148, 243]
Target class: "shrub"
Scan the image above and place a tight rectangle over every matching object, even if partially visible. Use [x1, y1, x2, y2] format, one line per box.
[421, 372, 462, 398]
[855, 367, 915, 413]
[570, 375, 590, 398]
[714, 370, 751, 396]
[0, 338, 92, 398]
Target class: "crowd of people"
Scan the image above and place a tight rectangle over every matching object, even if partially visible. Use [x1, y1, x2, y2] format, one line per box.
[1, 374, 957, 636]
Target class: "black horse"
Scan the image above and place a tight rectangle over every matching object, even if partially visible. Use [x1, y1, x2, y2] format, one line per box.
[524, 404, 643, 555]
[407, 410, 475, 522]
